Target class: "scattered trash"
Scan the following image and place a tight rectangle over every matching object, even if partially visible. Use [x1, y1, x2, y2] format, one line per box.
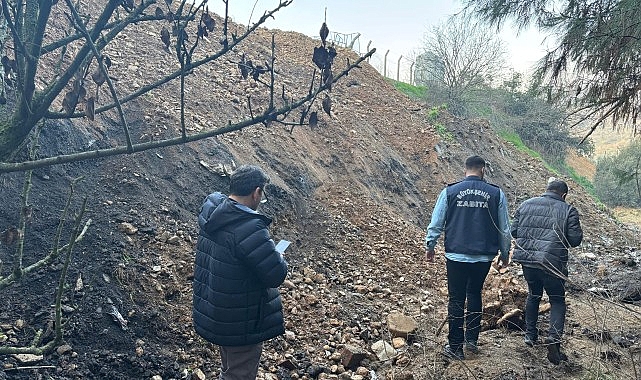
[587, 287, 610, 296]
[74, 274, 84, 292]
[106, 305, 128, 330]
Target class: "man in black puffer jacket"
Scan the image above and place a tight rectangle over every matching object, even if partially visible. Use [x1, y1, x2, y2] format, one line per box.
[511, 180, 582, 365]
[193, 165, 288, 379]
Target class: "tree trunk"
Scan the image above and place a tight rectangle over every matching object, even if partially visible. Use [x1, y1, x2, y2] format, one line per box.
[0, 118, 33, 160]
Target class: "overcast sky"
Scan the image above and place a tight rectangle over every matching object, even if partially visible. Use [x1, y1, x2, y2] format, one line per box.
[209, 1, 552, 81]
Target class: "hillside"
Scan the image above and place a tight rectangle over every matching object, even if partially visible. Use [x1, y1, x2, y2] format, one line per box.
[1, 4, 641, 380]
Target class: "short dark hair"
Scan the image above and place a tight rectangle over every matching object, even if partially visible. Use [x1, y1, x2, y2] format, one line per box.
[547, 180, 569, 195]
[465, 155, 486, 170]
[229, 165, 270, 196]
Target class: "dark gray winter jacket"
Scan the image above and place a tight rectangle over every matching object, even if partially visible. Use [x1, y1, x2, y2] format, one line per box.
[511, 191, 583, 276]
[193, 192, 288, 346]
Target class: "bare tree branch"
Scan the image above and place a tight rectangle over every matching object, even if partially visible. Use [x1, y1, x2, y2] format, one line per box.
[0, 49, 375, 174]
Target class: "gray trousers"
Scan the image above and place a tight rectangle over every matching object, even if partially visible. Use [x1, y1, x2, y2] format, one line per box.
[219, 342, 263, 380]
[522, 266, 566, 342]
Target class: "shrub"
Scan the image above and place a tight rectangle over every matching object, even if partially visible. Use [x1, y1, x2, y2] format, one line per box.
[594, 142, 641, 206]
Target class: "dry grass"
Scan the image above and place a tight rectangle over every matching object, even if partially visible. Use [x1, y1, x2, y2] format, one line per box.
[613, 207, 641, 227]
[566, 151, 596, 180]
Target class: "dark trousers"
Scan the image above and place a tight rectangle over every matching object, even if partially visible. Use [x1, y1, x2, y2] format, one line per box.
[219, 342, 263, 380]
[446, 259, 492, 349]
[522, 266, 566, 342]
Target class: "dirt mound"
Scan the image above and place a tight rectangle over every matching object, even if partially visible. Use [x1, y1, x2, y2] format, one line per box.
[1, 4, 641, 380]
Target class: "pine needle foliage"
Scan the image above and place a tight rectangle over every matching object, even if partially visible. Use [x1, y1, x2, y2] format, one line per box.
[465, 0, 641, 141]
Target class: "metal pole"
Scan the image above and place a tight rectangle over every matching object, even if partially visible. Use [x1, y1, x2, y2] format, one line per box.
[410, 62, 415, 85]
[366, 40, 372, 60]
[348, 32, 361, 50]
[384, 50, 389, 78]
[397, 55, 403, 81]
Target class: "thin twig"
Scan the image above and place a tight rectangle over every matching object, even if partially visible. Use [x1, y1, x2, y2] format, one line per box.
[44, 0, 295, 120]
[12, 122, 43, 280]
[54, 189, 88, 346]
[5, 365, 57, 371]
[64, 0, 132, 151]
[3, 48, 376, 174]
[0, 218, 92, 290]
[269, 33, 276, 111]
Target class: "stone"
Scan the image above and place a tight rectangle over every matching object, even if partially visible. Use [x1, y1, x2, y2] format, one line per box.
[192, 368, 206, 380]
[278, 358, 297, 370]
[371, 340, 396, 361]
[14, 319, 25, 329]
[341, 344, 366, 370]
[282, 280, 296, 289]
[158, 231, 172, 242]
[355, 366, 369, 376]
[118, 222, 138, 235]
[386, 312, 417, 338]
[167, 235, 181, 244]
[13, 354, 44, 363]
[284, 330, 296, 340]
[392, 337, 407, 349]
[56, 344, 73, 355]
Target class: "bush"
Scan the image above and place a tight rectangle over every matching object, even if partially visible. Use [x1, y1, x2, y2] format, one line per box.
[594, 142, 641, 206]
[504, 95, 595, 162]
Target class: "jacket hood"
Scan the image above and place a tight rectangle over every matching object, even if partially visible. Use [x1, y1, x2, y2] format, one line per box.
[199, 193, 271, 234]
[198, 192, 227, 228]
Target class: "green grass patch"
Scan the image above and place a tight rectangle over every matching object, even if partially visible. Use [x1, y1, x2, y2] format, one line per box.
[561, 162, 604, 206]
[390, 80, 427, 99]
[564, 164, 596, 196]
[498, 129, 558, 174]
[500, 129, 603, 203]
[434, 123, 454, 141]
[498, 130, 541, 159]
[427, 105, 447, 121]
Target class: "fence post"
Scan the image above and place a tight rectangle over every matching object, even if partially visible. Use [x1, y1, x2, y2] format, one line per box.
[410, 61, 415, 85]
[397, 55, 403, 81]
[348, 33, 361, 50]
[384, 50, 389, 78]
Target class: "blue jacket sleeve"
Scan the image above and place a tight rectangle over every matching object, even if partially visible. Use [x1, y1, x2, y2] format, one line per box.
[497, 190, 511, 259]
[425, 188, 447, 250]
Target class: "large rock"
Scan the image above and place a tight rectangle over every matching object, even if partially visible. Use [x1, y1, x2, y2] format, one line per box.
[340, 344, 366, 370]
[371, 340, 397, 361]
[386, 312, 417, 339]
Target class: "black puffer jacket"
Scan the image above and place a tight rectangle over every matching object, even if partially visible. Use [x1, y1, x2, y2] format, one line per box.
[511, 191, 583, 275]
[193, 192, 288, 346]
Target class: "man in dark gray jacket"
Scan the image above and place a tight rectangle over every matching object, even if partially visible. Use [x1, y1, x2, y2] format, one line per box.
[193, 165, 288, 379]
[511, 180, 583, 365]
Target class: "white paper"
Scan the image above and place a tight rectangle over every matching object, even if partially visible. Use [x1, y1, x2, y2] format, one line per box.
[275, 240, 291, 254]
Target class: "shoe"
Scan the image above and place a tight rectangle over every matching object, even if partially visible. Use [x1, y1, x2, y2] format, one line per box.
[464, 340, 479, 354]
[545, 338, 561, 365]
[443, 344, 465, 360]
[524, 335, 537, 347]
